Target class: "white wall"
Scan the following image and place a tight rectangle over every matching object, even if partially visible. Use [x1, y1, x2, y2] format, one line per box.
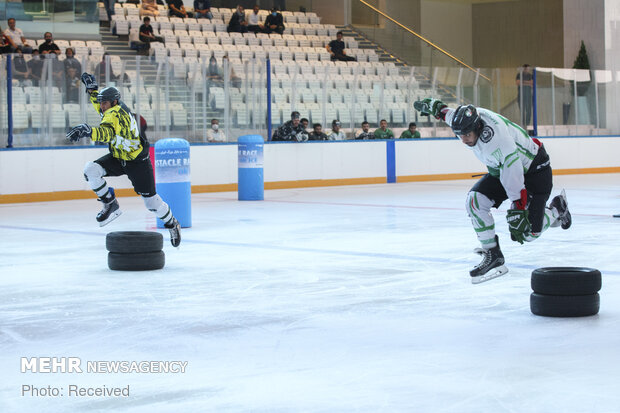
[1, 138, 620, 199]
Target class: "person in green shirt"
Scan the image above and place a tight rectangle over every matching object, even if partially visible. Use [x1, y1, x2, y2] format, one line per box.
[374, 119, 394, 139]
[400, 122, 421, 139]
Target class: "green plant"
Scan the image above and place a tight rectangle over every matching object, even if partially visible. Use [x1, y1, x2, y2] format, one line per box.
[573, 41, 590, 70]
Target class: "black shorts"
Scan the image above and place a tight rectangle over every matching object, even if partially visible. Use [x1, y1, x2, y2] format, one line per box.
[94, 151, 156, 197]
[470, 145, 552, 233]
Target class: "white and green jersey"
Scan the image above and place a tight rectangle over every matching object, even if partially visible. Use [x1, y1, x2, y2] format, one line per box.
[445, 107, 539, 202]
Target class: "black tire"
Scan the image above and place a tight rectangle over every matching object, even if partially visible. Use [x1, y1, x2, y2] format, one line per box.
[531, 267, 601, 296]
[530, 293, 600, 317]
[108, 251, 165, 271]
[106, 231, 164, 253]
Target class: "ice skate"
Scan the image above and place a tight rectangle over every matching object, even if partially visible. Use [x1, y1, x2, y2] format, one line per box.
[470, 236, 508, 284]
[96, 189, 121, 227]
[164, 217, 181, 247]
[549, 189, 571, 229]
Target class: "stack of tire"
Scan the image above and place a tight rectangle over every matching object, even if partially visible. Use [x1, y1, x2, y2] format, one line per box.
[530, 267, 601, 317]
[106, 231, 165, 271]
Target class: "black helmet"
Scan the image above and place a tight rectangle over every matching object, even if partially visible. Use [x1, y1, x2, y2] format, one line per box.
[451, 105, 482, 135]
[97, 86, 121, 105]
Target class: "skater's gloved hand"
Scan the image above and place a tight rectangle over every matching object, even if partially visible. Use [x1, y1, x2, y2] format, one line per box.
[413, 98, 447, 119]
[510, 188, 529, 210]
[81, 72, 98, 92]
[66, 124, 92, 142]
[506, 209, 531, 244]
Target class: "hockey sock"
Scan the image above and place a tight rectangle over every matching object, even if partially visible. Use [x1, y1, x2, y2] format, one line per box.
[466, 191, 497, 249]
[143, 194, 174, 225]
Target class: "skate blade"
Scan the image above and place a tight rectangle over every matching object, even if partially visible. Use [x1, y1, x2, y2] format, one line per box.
[471, 265, 509, 284]
[98, 210, 122, 227]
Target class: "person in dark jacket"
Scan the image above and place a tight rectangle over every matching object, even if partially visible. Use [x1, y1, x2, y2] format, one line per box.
[272, 111, 308, 142]
[308, 123, 328, 141]
[227, 5, 248, 33]
[263, 7, 284, 34]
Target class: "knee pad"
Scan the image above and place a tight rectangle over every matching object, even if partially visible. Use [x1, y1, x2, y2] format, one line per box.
[466, 191, 494, 217]
[83, 161, 105, 182]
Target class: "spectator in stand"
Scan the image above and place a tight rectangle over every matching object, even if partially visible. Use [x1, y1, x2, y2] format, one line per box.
[0, 25, 16, 54]
[374, 119, 394, 139]
[328, 120, 346, 140]
[64, 47, 82, 73]
[12, 50, 31, 85]
[206, 56, 224, 86]
[167, 0, 193, 18]
[28, 50, 44, 85]
[39, 32, 61, 55]
[194, 0, 213, 19]
[65, 66, 81, 103]
[96, 53, 119, 84]
[263, 7, 284, 34]
[355, 121, 374, 140]
[140, 0, 160, 17]
[4, 18, 33, 54]
[400, 122, 421, 139]
[228, 5, 248, 33]
[272, 111, 308, 141]
[326, 31, 356, 62]
[309, 123, 328, 141]
[300, 118, 309, 132]
[206, 119, 227, 142]
[139, 17, 164, 48]
[246, 5, 263, 33]
[102, 0, 115, 22]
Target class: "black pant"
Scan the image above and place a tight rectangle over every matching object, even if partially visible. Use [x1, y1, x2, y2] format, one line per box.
[95, 151, 156, 197]
[470, 145, 552, 233]
[331, 53, 356, 62]
[518, 89, 532, 126]
[263, 26, 284, 35]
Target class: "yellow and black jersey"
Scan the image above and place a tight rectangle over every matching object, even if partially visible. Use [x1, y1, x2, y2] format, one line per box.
[88, 90, 144, 161]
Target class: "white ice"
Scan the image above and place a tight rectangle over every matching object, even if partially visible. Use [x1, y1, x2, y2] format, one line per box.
[1, 174, 619, 413]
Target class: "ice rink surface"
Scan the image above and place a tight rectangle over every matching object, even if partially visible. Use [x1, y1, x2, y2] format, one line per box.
[1, 173, 619, 413]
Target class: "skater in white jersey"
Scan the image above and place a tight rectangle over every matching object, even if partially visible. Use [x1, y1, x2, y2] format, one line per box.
[414, 98, 571, 284]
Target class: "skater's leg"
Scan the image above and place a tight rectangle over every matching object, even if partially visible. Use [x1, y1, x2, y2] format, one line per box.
[466, 190, 499, 248]
[143, 194, 181, 247]
[84, 155, 123, 226]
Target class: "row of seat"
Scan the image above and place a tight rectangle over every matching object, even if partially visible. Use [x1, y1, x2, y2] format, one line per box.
[152, 32, 356, 49]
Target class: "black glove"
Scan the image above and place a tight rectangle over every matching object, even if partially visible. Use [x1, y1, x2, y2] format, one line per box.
[80, 72, 98, 92]
[66, 124, 92, 142]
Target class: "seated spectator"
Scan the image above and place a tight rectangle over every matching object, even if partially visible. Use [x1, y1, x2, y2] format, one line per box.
[0, 25, 16, 54]
[223, 55, 242, 88]
[300, 118, 309, 131]
[167, 0, 193, 18]
[63, 47, 82, 73]
[328, 120, 346, 140]
[140, 0, 160, 17]
[139, 17, 164, 47]
[246, 5, 263, 33]
[228, 5, 248, 33]
[27, 50, 44, 85]
[38, 32, 61, 55]
[4, 18, 33, 54]
[374, 119, 394, 139]
[263, 7, 284, 34]
[309, 123, 328, 141]
[206, 119, 227, 142]
[272, 111, 308, 141]
[400, 122, 421, 139]
[194, 0, 213, 19]
[326, 31, 356, 62]
[355, 121, 374, 140]
[12, 50, 31, 84]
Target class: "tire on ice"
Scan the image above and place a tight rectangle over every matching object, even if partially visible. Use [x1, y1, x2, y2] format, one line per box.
[106, 231, 164, 253]
[531, 267, 601, 296]
[108, 251, 165, 271]
[530, 292, 600, 317]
